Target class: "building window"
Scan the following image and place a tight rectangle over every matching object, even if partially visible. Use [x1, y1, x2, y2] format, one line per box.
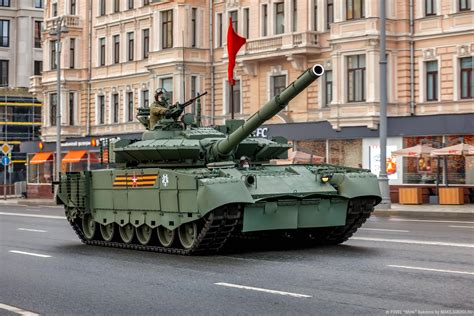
[98, 95, 105, 124]
[275, 3, 285, 34]
[69, 38, 75, 69]
[70, 0, 76, 15]
[262, 5, 268, 36]
[99, 38, 106, 66]
[127, 92, 134, 121]
[327, 0, 334, 29]
[69, 92, 75, 126]
[347, 55, 366, 102]
[50, 93, 57, 126]
[100, 0, 106, 16]
[227, 80, 241, 114]
[34, 60, 42, 76]
[0, 60, 8, 86]
[0, 0, 10, 6]
[292, 0, 297, 32]
[114, 0, 119, 13]
[271, 75, 286, 98]
[243, 8, 250, 38]
[50, 40, 57, 70]
[229, 11, 238, 31]
[34, 21, 42, 48]
[127, 32, 134, 61]
[325, 70, 333, 107]
[35, 0, 43, 9]
[112, 93, 119, 123]
[52, 3, 58, 17]
[217, 13, 223, 47]
[142, 29, 149, 59]
[425, 0, 436, 16]
[162, 10, 173, 49]
[191, 8, 197, 47]
[426, 60, 438, 101]
[459, 0, 471, 10]
[0, 20, 9, 47]
[143, 0, 149, 6]
[128, 0, 134, 10]
[113, 35, 120, 64]
[160, 78, 173, 102]
[460, 57, 473, 99]
[346, 0, 364, 20]
[141, 90, 149, 108]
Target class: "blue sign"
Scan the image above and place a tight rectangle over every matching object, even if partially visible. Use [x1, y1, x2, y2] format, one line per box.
[1, 155, 10, 166]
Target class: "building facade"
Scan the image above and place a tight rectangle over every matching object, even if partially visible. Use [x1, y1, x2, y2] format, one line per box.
[0, 0, 43, 191]
[27, 0, 474, 198]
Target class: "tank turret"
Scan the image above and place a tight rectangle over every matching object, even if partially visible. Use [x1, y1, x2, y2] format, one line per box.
[211, 64, 324, 159]
[111, 64, 324, 166]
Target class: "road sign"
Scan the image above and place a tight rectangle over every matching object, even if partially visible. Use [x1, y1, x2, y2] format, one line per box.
[1, 143, 12, 155]
[1, 155, 10, 166]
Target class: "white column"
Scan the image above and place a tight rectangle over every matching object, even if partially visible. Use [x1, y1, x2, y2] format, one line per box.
[16, 16, 32, 87]
[366, 50, 380, 103]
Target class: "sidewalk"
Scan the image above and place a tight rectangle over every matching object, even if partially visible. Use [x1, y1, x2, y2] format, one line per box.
[0, 197, 59, 207]
[374, 203, 474, 219]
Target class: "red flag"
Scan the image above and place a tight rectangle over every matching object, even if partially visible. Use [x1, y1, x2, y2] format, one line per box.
[227, 17, 246, 86]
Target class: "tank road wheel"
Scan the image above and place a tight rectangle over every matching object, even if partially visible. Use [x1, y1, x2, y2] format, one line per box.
[178, 222, 198, 250]
[82, 214, 98, 240]
[157, 226, 175, 247]
[119, 224, 135, 244]
[100, 223, 116, 242]
[136, 225, 153, 245]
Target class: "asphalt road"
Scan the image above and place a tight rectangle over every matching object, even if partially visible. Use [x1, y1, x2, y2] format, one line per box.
[0, 203, 473, 315]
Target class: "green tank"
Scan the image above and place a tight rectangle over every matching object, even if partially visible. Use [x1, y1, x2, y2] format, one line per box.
[56, 64, 381, 255]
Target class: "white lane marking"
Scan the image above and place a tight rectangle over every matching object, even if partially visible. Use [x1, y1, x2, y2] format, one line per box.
[17, 228, 47, 233]
[0, 212, 64, 220]
[0, 303, 40, 316]
[9, 250, 52, 258]
[215, 282, 311, 298]
[352, 237, 474, 248]
[449, 225, 474, 229]
[389, 218, 474, 224]
[360, 228, 409, 233]
[388, 265, 474, 276]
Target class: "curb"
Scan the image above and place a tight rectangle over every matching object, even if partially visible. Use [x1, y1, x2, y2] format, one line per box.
[373, 209, 474, 219]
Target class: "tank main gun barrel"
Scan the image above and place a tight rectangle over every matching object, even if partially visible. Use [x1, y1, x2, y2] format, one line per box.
[212, 64, 324, 158]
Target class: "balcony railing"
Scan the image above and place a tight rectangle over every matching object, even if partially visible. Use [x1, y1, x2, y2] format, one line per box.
[45, 15, 80, 30]
[245, 31, 319, 54]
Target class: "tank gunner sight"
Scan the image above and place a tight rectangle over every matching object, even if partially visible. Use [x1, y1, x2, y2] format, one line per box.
[137, 89, 207, 130]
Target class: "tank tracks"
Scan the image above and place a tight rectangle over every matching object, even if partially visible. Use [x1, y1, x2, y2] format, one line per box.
[67, 206, 241, 255]
[67, 197, 375, 254]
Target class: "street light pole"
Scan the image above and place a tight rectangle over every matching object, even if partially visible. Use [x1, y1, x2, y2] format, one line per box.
[50, 17, 68, 182]
[378, 0, 391, 208]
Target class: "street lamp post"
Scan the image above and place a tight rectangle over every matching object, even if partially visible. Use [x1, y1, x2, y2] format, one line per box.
[49, 17, 69, 182]
[378, 0, 391, 208]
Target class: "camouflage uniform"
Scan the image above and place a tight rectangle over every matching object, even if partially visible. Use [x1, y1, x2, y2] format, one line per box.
[149, 94, 170, 129]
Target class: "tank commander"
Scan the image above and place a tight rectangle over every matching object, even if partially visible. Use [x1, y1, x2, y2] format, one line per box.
[149, 89, 171, 129]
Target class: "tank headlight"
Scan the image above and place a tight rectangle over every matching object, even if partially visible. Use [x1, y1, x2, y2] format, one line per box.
[245, 175, 256, 186]
[320, 175, 331, 183]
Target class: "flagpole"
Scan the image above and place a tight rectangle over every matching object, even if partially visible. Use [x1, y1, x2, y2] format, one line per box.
[230, 82, 234, 119]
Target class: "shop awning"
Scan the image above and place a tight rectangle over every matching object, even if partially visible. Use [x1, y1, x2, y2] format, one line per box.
[30, 152, 53, 164]
[62, 150, 87, 163]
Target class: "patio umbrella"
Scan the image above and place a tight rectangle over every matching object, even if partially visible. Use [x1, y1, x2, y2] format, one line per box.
[430, 143, 474, 156]
[391, 144, 435, 157]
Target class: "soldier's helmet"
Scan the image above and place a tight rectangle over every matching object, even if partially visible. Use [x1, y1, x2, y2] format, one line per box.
[154, 88, 168, 102]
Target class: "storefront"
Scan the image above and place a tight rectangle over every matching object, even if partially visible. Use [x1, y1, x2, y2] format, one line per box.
[261, 113, 473, 203]
[21, 134, 141, 198]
